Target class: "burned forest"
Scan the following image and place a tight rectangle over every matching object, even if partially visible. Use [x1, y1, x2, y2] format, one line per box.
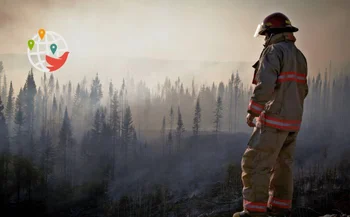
[0, 61, 349, 217]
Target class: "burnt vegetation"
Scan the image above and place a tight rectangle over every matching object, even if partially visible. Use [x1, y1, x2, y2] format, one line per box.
[0, 61, 349, 217]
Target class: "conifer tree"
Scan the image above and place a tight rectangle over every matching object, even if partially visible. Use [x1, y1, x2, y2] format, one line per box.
[107, 80, 114, 115]
[52, 95, 57, 114]
[180, 83, 185, 96]
[143, 88, 151, 135]
[91, 108, 102, 154]
[74, 84, 81, 105]
[58, 107, 73, 182]
[109, 91, 120, 179]
[109, 81, 114, 100]
[100, 111, 113, 176]
[1, 74, 7, 105]
[90, 73, 103, 106]
[122, 106, 133, 171]
[131, 126, 137, 158]
[34, 87, 43, 133]
[67, 81, 72, 109]
[192, 96, 201, 137]
[110, 91, 120, 134]
[169, 106, 174, 150]
[23, 69, 37, 134]
[233, 72, 241, 132]
[42, 72, 47, 88]
[228, 73, 234, 132]
[218, 82, 225, 99]
[5, 82, 14, 133]
[48, 74, 55, 96]
[0, 96, 10, 198]
[40, 128, 54, 189]
[213, 95, 223, 133]
[62, 84, 66, 95]
[161, 116, 166, 156]
[119, 79, 126, 126]
[72, 84, 81, 122]
[0, 97, 10, 153]
[51, 95, 58, 132]
[169, 106, 174, 131]
[55, 79, 60, 96]
[191, 78, 196, 99]
[42, 74, 49, 128]
[15, 88, 25, 155]
[175, 106, 185, 152]
[58, 95, 64, 124]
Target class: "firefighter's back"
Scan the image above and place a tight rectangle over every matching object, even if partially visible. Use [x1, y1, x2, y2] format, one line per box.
[263, 39, 308, 131]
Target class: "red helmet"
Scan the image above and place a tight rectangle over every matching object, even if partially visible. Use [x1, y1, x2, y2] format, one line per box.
[254, 12, 298, 37]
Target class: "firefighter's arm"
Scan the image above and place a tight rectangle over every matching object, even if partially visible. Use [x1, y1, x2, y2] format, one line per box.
[247, 45, 280, 117]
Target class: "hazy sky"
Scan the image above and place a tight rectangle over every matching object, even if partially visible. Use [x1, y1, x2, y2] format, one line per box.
[0, 0, 350, 85]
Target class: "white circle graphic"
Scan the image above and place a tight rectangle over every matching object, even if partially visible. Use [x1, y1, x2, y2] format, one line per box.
[27, 31, 69, 72]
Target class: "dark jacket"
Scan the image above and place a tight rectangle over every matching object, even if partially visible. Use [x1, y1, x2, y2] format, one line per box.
[248, 32, 308, 131]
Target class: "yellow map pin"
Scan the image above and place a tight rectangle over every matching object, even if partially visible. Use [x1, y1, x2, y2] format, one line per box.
[38, 28, 46, 39]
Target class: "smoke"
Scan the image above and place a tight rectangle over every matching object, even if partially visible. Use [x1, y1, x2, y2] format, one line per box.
[0, 0, 349, 89]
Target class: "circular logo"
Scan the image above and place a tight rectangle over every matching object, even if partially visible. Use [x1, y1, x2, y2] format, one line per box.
[27, 29, 70, 72]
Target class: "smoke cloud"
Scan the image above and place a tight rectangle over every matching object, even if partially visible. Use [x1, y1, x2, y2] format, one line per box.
[0, 0, 349, 87]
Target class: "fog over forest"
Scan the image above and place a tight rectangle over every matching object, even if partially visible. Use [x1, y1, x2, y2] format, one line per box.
[0, 60, 349, 216]
[1, 0, 350, 217]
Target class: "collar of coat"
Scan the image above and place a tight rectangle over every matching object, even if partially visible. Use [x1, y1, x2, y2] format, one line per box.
[251, 32, 297, 85]
[264, 32, 296, 47]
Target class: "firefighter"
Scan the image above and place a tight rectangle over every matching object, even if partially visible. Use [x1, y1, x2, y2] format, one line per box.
[233, 12, 308, 217]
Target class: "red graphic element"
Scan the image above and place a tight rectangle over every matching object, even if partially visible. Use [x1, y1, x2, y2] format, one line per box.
[45, 52, 69, 72]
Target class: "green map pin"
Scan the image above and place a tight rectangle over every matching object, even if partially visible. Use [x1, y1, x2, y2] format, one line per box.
[28, 40, 35, 50]
[50, 44, 57, 54]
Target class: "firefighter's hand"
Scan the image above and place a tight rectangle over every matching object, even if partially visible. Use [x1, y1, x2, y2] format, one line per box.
[246, 113, 256, 127]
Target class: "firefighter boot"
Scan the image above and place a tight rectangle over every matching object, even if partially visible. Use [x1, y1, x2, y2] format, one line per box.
[232, 211, 252, 217]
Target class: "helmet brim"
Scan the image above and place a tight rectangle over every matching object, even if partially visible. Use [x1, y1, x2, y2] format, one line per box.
[254, 24, 299, 38]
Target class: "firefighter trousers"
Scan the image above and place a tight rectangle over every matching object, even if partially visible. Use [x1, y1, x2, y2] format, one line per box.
[241, 126, 298, 216]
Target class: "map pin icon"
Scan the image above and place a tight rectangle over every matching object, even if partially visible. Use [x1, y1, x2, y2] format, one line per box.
[28, 40, 35, 50]
[38, 29, 46, 39]
[50, 44, 57, 54]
